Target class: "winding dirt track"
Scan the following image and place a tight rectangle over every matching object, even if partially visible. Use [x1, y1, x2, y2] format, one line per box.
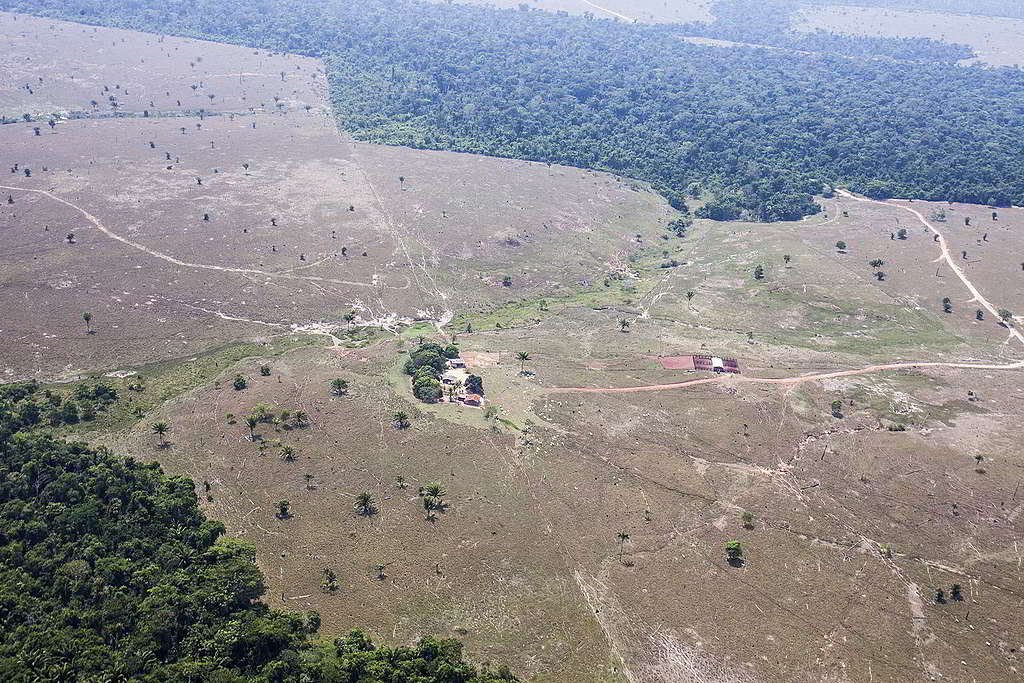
[0, 184, 388, 290]
[554, 191, 1024, 394]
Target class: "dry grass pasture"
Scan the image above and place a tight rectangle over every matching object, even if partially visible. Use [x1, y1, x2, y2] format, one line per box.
[3, 10, 1024, 683]
[795, 4, 1024, 67]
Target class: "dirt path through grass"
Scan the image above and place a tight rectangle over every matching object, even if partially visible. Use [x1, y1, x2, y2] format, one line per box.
[0, 184, 390, 290]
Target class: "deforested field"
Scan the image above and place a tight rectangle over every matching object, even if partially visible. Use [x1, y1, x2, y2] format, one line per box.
[2, 9, 1024, 683]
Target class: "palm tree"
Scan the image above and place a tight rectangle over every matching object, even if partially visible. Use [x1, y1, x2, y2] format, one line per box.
[398, 175, 406, 189]
[355, 491, 375, 515]
[292, 410, 308, 427]
[280, 445, 296, 462]
[515, 351, 531, 374]
[423, 482, 446, 499]
[330, 378, 349, 396]
[82, 312, 92, 333]
[783, 254, 791, 265]
[277, 500, 290, 518]
[393, 411, 410, 429]
[395, 475, 407, 489]
[423, 496, 437, 521]
[686, 290, 695, 304]
[245, 416, 259, 440]
[616, 531, 630, 559]
[619, 318, 630, 332]
[304, 473, 315, 489]
[150, 421, 170, 448]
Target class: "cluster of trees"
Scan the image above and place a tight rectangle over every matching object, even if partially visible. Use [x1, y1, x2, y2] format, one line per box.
[404, 342, 458, 402]
[6, 0, 1024, 221]
[0, 382, 516, 681]
[0, 380, 117, 429]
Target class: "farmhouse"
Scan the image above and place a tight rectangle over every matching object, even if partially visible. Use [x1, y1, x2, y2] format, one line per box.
[658, 355, 741, 374]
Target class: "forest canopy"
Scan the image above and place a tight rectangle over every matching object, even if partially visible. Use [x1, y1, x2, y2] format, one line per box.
[2, 0, 1023, 220]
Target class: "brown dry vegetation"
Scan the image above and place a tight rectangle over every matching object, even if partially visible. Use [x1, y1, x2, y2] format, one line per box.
[3, 10, 1024, 683]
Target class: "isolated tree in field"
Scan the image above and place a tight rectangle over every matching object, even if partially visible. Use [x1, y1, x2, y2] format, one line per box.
[951, 583, 963, 601]
[393, 411, 410, 429]
[686, 290, 695, 305]
[330, 378, 349, 396]
[304, 473, 315, 489]
[320, 567, 338, 592]
[423, 496, 437, 521]
[501, 275, 512, 287]
[976, 309, 985, 321]
[277, 500, 291, 519]
[66, 232, 74, 244]
[232, 374, 247, 390]
[292, 410, 308, 427]
[753, 265, 764, 280]
[741, 511, 755, 529]
[616, 531, 630, 559]
[245, 415, 259, 440]
[516, 351, 531, 374]
[874, 271, 885, 281]
[619, 318, 630, 332]
[424, 482, 446, 500]
[998, 309, 1014, 325]
[942, 297, 952, 314]
[82, 312, 92, 333]
[934, 588, 946, 604]
[897, 228, 908, 239]
[783, 254, 791, 265]
[869, 259, 884, 268]
[992, 211, 998, 221]
[6, 195, 12, 205]
[725, 541, 744, 565]
[343, 311, 356, 323]
[964, 217, 971, 226]
[835, 240, 847, 252]
[355, 491, 375, 516]
[150, 420, 170, 448]
[395, 475, 407, 489]
[831, 399, 843, 418]
[398, 175, 405, 189]
[259, 365, 271, 376]
[280, 445, 296, 462]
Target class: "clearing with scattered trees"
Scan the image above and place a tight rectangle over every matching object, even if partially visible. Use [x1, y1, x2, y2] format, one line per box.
[1, 3, 1023, 683]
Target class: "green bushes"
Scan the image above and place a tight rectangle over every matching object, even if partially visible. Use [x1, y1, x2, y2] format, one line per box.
[405, 342, 458, 403]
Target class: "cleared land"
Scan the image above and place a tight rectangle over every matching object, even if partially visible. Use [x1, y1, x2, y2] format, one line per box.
[796, 4, 1024, 67]
[3, 10, 1024, 683]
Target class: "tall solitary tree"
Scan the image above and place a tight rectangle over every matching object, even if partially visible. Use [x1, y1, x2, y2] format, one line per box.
[616, 531, 630, 559]
[516, 351, 531, 374]
[82, 312, 92, 334]
[330, 378, 349, 396]
[619, 318, 630, 332]
[393, 411, 410, 430]
[245, 415, 259, 440]
[150, 420, 170, 448]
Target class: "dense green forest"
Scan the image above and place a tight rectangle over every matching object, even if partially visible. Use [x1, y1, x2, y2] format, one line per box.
[804, 0, 1024, 20]
[0, 381, 515, 682]
[2, 0, 1023, 217]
